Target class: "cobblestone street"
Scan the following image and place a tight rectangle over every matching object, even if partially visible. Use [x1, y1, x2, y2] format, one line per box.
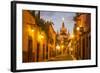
[48, 54, 76, 61]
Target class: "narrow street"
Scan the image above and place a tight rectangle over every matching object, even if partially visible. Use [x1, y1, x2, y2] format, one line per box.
[48, 54, 76, 61]
[22, 10, 91, 62]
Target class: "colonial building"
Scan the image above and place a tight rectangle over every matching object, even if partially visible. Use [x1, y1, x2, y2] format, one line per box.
[73, 13, 91, 60]
[47, 22, 56, 60]
[22, 10, 57, 62]
[22, 10, 47, 62]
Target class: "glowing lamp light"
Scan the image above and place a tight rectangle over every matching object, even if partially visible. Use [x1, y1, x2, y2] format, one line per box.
[61, 45, 64, 49]
[40, 35, 44, 39]
[76, 27, 80, 31]
[32, 29, 35, 32]
[56, 45, 60, 50]
[39, 34, 44, 39]
[70, 34, 74, 38]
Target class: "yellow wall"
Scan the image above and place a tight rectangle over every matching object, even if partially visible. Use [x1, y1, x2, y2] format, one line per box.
[48, 24, 56, 58]
[73, 13, 91, 60]
[22, 10, 36, 53]
[23, 10, 47, 62]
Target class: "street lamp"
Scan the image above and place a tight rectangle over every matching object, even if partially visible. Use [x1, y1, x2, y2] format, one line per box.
[56, 45, 60, 50]
[31, 25, 35, 32]
[61, 45, 64, 49]
[40, 34, 44, 39]
[70, 34, 74, 39]
[38, 33, 44, 40]
[76, 27, 80, 31]
[32, 29, 35, 32]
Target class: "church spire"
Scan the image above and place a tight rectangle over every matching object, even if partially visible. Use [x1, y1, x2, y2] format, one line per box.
[62, 22, 65, 28]
[62, 17, 65, 28]
[62, 18, 65, 28]
[60, 17, 68, 35]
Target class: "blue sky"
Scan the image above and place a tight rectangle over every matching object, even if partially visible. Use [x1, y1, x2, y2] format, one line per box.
[40, 11, 76, 34]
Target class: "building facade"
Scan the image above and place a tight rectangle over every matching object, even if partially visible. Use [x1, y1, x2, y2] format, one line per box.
[47, 22, 56, 60]
[22, 10, 57, 62]
[22, 10, 47, 62]
[72, 13, 91, 60]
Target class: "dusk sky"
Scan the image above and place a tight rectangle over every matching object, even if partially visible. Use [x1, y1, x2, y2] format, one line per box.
[40, 11, 76, 34]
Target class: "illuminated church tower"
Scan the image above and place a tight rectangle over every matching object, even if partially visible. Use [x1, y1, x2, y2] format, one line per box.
[55, 18, 69, 55]
[60, 18, 69, 44]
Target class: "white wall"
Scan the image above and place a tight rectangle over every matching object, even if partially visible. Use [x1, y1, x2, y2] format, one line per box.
[0, 0, 99, 73]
